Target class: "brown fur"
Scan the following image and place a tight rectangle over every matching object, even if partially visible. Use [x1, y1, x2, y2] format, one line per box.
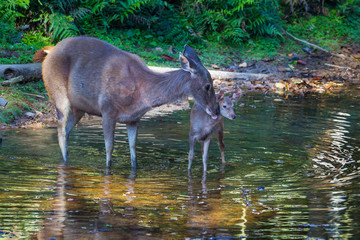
[33, 46, 54, 62]
[41, 36, 219, 169]
[188, 96, 236, 172]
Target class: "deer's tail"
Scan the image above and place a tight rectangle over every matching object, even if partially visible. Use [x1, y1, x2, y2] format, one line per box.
[33, 46, 54, 62]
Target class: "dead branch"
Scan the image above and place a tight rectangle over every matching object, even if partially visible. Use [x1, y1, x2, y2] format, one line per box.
[21, 92, 46, 99]
[285, 31, 347, 59]
[325, 63, 352, 70]
[1, 76, 25, 86]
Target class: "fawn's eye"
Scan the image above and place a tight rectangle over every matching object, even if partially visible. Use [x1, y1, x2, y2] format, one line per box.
[223, 105, 227, 109]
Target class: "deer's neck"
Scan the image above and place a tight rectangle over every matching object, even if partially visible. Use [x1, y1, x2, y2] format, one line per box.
[146, 69, 191, 108]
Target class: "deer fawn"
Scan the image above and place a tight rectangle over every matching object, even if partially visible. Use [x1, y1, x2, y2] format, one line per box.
[188, 94, 236, 172]
[39, 36, 219, 169]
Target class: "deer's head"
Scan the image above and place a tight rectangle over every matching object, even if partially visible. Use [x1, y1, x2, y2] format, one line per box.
[180, 45, 219, 119]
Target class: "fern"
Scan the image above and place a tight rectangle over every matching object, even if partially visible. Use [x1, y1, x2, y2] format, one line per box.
[48, 13, 80, 41]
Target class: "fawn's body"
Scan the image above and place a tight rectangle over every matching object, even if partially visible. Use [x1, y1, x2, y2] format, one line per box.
[188, 97, 236, 172]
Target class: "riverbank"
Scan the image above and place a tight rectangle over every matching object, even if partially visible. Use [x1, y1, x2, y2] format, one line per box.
[1, 42, 359, 129]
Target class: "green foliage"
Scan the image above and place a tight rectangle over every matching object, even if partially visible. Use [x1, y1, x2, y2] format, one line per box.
[21, 31, 51, 49]
[285, 4, 360, 50]
[179, 0, 283, 44]
[0, 0, 29, 44]
[0, 82, 48, 124]
[337, 0, 360, 41]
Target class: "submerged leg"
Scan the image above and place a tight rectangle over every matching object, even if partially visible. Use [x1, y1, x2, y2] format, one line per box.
[127, 122, 139, 170]
[57, 106, 84, 162]
[102, 115, 116, 168]
[188, 135, 196, 172]
[217, 130, 226, 164]
[202, 138, 211, 172]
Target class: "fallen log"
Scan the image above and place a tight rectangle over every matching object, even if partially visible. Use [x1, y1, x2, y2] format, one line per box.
[0, 63, 266, 85]
[0, 63, 42, 82]
[149, 66, 268, 81]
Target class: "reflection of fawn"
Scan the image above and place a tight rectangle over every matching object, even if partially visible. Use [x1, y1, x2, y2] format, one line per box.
[188, 95, 236, 172]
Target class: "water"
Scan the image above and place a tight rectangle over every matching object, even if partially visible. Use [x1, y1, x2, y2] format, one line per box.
[1, 90, 360, 239]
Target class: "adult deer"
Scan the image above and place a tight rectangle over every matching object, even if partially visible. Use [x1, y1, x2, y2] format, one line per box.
[41, 36, 219, 169]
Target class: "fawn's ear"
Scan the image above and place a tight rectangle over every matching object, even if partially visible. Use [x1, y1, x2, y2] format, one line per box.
[217, 91, 225, 102]
[179, 52, 198, 73]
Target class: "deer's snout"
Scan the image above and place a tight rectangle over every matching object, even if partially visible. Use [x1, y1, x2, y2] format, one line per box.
[231, 114, 236, 120]
[215, 105, 220, 115]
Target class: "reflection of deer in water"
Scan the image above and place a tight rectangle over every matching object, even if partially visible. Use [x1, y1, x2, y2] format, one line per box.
[37, 165, 67, 239]
[36, 167, 140, 239]
[188, 92, 237, 172]
[186, 170, 248, 238]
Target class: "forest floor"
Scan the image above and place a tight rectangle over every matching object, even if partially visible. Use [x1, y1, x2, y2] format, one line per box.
[1, 43, 360, 130]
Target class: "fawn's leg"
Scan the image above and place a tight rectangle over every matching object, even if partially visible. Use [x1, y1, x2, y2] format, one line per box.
[202, 138, 211, 172]
[188, 135, 196, 172]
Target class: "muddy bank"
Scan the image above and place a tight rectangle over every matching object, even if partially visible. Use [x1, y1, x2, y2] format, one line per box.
[1, 44, 359, 129]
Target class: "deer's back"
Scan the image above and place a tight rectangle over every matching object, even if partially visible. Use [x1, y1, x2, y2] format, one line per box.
[42, 36, 150, 116]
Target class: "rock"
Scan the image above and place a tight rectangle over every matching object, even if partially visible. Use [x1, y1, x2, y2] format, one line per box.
[302, 46, 312, 54]
[24, 112, 35, 119]
[290, 54, 300, 61]
[0, 98, 7, 107]
[238, 62, 248, 68]
[275, 82, 285, 89]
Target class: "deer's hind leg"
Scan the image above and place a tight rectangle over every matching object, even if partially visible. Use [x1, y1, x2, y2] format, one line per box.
[56, 102, 84, 162]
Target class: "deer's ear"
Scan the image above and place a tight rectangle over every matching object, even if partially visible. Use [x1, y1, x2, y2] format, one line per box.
[183, 45, 202, 64]
[179, 53, 197, 73]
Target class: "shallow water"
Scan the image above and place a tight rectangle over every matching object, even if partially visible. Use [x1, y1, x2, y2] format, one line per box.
[1, 90, 360, 239]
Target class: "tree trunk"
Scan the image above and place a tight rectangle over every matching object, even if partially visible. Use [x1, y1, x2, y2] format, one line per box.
[0, 63, 266, 85]
[0, 63, 42, 82]
[149, 66, 268, 81]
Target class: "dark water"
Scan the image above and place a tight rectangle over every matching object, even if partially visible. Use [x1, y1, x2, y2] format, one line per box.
[1, 90, 360, 239]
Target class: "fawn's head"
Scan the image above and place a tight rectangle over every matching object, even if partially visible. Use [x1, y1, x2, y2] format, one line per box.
[219, 96, 236, 120]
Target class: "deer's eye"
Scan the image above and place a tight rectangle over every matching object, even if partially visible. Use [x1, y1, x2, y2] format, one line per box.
[223, 105, 227, 109]
[204, 83, 211, 91]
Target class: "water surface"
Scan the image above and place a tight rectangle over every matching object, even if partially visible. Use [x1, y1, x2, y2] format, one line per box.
[1, 90, 360, 239]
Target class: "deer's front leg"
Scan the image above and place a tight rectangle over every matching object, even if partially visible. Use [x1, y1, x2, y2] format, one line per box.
[127, 122, 139, 170]
[102, 115, 116, 168]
